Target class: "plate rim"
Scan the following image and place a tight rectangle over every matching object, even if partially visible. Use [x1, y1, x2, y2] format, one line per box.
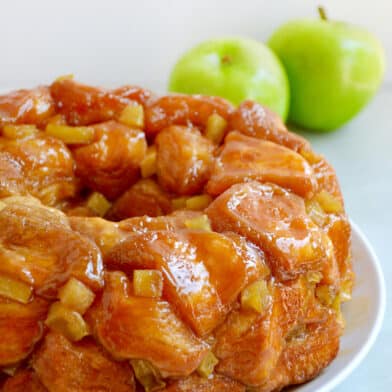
[315, 220, 386, 392]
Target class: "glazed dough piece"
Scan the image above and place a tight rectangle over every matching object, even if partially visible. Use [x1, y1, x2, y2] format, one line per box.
[301, 149, 353, 292]
[0, 86, 54, 126]
[302, 149, 343, 200]
[251, 311, 341, 392]
[0, 152, 25, 198]
[0, 296, 48, 366]
[228, 100, 309, 152]
[2, 370, 47, 392]
[73, 121, 147, 200]
[0, 197, 103, 298]
[206, 181, 334, 280]
[107, 178, 172, 221]
[145, 94, 234, 137]
[156, 126, 214, 195]
[50, 78, 152, 126]
[32, 332, 135, 392]
[86, 271, 209, 377]
[214, 296, 283, 386]
[69, 217, 131, 258]
[0, 134, 77, 205]
[106, 229, 268, 336]
[163, 374, 245, 392]
[206, 131, 316, 198]
[214, 277, 333, 387]
[69, 210, 204, 258]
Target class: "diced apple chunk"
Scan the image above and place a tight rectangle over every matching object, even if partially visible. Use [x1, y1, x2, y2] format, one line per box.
[331, 293, 345, 327]
[205, 113, 227, 144]
[87, 192, 112, 217]
[0, 275, 32, 304]
[119, 104, 144, 128]
[130, 359, 166, 392]
[315, 191, 343, 214]
[306, 271, 323, 284]
[45, 301, 89, 341]
[55, 74, 74, 82]
[241, 280, 270, 314]
[171, 196, 188, 210]
[133, 270, 163, 298]
[315, 285, 335, 306]
[184, 215, 212, 231]
[197, 351, 219, 378]
[46, 114, 67, 125]
[58, 278, 95, 314]
[305, 199, 327, 226]
[141, 146, 157, 178]
[46, 123, 95, 144]
[185, 195, 212, 211]
[340, 277, 353, 302]
[2, 124, 38, 139]
[172, 195, 216, 212]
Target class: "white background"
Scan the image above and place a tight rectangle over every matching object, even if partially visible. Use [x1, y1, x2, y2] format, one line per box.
[1, 0, 391, 390]
[0, 0, 391, 90]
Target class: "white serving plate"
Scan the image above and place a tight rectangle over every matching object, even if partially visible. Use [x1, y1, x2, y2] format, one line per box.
[292, 221, 386, 391]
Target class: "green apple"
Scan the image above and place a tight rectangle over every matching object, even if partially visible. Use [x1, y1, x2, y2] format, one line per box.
[269, 10, 385, 132]
[168, 37, 290, 120]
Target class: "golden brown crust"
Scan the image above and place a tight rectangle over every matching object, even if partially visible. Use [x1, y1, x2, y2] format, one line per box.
[32, 332, 136, 392]
[229, 100, 310, 152]
[2, 370, 47, 392]
[86, 272, 209, 377]
[206, 181, 334, 280]
[106, 229, 267, 336]
[163, 374, 245, 391]
[0, 200, 103, 297]
[0, 86, 55, 126]
[206, 131, 316, 198]
[0, 296, 48, 366]
[73, 121, 147, 199]
[107, 179, 172, 221]
[0, 134, 77, 205]
[144, 94, 234, 137]
[156, 126, 214, 195]
[50, 79, 152, 126]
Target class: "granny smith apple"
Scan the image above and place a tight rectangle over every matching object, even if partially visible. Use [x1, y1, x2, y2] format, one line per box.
[169, 37, 290, 121]
[269, 10, 385, 132]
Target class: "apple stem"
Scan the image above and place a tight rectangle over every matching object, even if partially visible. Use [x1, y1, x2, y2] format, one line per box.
[318, 6, 328, 21]
[221, 55, 232, 65]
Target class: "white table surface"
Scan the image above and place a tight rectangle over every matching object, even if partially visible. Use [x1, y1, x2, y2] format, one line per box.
[301, 85, 392, 391]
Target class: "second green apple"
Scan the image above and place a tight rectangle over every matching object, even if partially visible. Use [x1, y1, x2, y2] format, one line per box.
[169, 38, 290, 120]
[269, 15, 385, 131]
